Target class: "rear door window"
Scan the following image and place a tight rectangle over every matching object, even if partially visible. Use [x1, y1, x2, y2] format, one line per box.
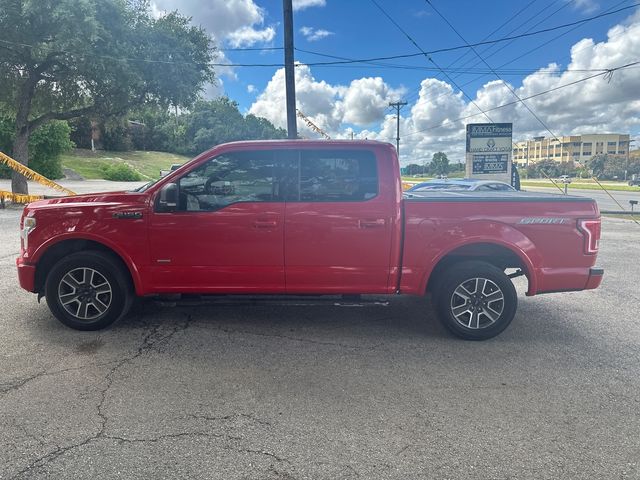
[295, 149, 378, 202]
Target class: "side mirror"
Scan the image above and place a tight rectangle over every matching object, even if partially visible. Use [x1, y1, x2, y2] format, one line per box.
[158, 183, 178, 212]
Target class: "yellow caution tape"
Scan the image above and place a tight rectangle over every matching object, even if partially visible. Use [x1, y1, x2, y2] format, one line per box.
[0, 190, 44, 204]
[0, 151, 76, 196]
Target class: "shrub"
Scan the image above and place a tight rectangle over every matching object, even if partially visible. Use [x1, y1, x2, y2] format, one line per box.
[101, 163, 141, 181]
[28, 121, 74, 179]
[0, 119, 73, 179]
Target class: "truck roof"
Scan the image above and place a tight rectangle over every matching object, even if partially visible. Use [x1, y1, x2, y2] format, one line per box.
[214, 139, 395, 148]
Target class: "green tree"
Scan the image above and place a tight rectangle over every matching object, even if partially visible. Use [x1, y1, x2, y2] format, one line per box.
[601, 156, 627, 180]
[587, 154, 607, 177]
[429, 152, 449, 176]
[528, 159, 560, 178]
[405, 163, 422, 176]
[0, 0, 215, 193]
[180, 98, 286, 155]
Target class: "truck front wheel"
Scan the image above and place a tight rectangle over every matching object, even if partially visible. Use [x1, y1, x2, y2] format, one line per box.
[44, 251, 133, 331]
[433, 261, 517, 340]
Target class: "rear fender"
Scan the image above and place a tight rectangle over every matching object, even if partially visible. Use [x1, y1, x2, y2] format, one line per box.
[418, 220, 541, 296]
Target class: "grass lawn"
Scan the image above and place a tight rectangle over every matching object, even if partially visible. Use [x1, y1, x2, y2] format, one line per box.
[601, 213, 640, 222]
[61, 149, 192, 180]
[520, 180, 640, 192]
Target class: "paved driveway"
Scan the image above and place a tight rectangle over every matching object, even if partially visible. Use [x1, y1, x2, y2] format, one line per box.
[1, 208, 639, 479]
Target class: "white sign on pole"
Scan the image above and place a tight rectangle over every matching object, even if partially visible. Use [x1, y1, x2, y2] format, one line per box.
[465, 123, 513, 183]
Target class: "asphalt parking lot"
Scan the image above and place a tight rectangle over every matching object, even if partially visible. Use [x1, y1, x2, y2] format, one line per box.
[1, 207, 639, 480]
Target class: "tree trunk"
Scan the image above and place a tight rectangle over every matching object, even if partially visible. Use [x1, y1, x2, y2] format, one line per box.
[11, 72, 38, 195]
[11, 128, 29, 195]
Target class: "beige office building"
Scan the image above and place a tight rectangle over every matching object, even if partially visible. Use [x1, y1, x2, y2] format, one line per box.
[513, 134, 630, 166]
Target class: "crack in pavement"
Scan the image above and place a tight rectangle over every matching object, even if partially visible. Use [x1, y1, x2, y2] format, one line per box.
[8, 317, 191, 479]
[187, 412, 272, 427]
[0, 360, 121, 395]
[102, 432, 289, 463]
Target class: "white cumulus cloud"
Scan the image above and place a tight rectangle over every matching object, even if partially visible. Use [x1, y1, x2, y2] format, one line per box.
[249, 65, 404, 138]
[292, 0, 326, 11]
[227, 26, 275, 47]
[300, 26, 334, 42]
[151, 0, 275, 47]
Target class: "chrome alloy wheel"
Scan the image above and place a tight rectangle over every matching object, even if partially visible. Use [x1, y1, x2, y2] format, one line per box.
[450, 277, 505, 330]
[57, 268, 113, 320]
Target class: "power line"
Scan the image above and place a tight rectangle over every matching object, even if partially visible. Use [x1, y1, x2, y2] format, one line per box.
[369, 0, 498, 129]
[424, 0, 563, 143]
[0, 3, 637, 69]
[401, 61, 639, 137]
[401, 0, 635, 118]
[425, 0, 639, 222]
[404, 0, 541, 102]
[450, 0, 577, 78]
[294, 47, 614, 73]
[406, 0, 631, 105]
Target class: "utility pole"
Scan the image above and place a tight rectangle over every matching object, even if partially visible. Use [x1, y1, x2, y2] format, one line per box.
[389, 101, 407, 158]
[283, 0, 297, 139]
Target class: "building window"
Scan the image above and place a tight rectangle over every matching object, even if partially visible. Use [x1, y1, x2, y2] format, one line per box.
[583, 151, 591, 156]
[583, 142, 592, 147]
[607, 142, 616, 146]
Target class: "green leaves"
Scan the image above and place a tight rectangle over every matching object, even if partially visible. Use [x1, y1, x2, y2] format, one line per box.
[1, 0, 216, 125]
[430, 152, 450, 175]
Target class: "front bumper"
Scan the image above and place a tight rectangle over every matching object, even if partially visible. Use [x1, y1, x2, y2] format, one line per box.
[584, 267, 604, 290]
[16, 257, 36, 292]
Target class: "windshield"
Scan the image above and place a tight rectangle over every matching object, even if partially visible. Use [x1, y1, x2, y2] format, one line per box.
[131, 179, 159, 193]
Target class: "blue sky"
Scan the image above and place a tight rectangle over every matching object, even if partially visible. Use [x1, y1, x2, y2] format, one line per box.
[223, 0, 634, 111]
[152, 0, 640, 163]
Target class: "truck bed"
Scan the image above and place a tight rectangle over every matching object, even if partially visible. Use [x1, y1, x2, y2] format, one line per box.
[404, 190, 594, 203]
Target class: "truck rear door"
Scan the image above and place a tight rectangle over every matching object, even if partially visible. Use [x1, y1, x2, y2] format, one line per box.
[283, 147, 398, 294]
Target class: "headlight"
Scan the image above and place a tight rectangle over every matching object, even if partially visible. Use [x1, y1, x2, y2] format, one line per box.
[21, 216, 36, 251]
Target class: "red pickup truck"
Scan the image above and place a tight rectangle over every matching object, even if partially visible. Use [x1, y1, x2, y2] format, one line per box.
[17, 140, 603, 339]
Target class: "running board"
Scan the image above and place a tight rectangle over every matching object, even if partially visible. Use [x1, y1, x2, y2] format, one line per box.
[152, 294, 390, 308]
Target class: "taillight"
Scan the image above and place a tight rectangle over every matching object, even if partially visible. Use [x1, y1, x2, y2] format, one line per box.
[578, 219, 601, 254]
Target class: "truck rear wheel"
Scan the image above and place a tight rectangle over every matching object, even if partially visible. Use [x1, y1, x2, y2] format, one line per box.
[433, 261, 517, 340]
[44, 251, 133, 331]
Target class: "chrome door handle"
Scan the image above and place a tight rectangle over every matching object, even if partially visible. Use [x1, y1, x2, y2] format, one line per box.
[254, 220, 277, 228]
[358, 219, 386, 228]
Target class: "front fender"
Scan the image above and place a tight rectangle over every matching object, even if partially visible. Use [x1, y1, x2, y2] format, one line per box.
[31, 233, 145, 296]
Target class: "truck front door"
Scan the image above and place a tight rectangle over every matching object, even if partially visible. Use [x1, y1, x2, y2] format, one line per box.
[147, 149, 286, 293]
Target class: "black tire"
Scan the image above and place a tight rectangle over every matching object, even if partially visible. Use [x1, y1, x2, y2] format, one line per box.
[44, 251, 133, 331]
[432, 261, 517, 340]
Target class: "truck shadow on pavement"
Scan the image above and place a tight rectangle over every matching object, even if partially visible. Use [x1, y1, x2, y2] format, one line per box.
[26, 292, 598, 354]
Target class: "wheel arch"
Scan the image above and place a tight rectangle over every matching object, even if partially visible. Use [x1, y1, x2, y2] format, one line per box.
[33, 236, 142, 295]
[425, 239, 537, 296]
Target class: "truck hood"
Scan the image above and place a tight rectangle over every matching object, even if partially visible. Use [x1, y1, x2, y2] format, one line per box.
[26, 191, 147, 209]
